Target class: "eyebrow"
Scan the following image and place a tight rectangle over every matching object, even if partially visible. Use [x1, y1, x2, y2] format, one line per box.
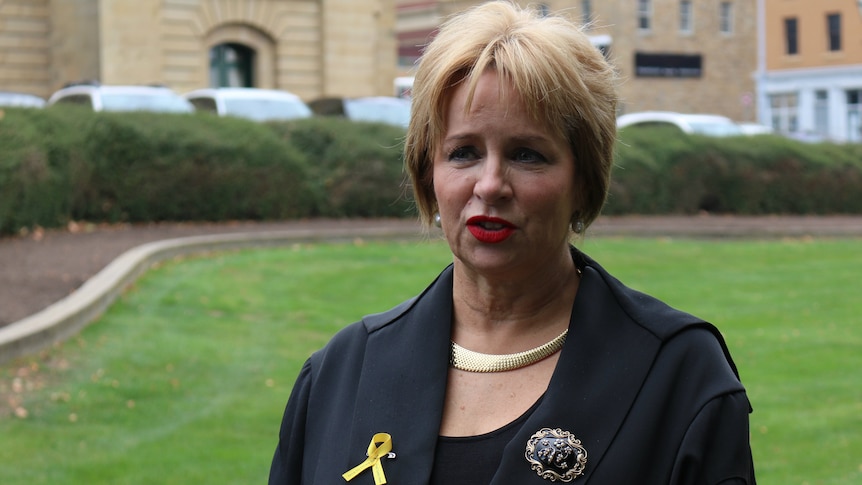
[441, 133, 552, 145]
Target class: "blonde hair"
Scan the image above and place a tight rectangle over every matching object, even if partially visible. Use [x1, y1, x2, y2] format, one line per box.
[404, 0, 618, 229]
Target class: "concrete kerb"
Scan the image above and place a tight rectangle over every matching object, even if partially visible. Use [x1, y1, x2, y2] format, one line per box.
[0, 225, 426, 365]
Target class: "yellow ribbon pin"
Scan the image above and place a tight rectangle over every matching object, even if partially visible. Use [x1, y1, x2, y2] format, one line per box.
[342, 433, 393, 485]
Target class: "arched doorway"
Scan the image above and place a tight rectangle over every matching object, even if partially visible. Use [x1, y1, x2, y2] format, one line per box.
[205, 23, 276, 89]
[210, 43, 255, 87]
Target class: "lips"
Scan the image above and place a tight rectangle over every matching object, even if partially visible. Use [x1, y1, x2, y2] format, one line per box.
[466, 216, 515, 243]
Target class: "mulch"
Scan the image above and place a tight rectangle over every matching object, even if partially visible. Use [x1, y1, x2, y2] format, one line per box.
[2, 215, 861, 327]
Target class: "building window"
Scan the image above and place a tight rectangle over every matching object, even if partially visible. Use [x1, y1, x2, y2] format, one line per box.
[719, 2, 733, 33]
[848, 89, 862, 143]
[827, 13, 841, 51]
[770, 93, 798, 134]
[814, 90, 829, 137]
[537, 3, 550, 17]
[581, 0, 592, 25]
[680, 0, 693, 33]
[210, 43, 254, 87]
[785, 18, 799, 55]
[638, 0, 652, 31]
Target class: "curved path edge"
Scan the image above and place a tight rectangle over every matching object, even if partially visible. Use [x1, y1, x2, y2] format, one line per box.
[0, 225, 426, 365]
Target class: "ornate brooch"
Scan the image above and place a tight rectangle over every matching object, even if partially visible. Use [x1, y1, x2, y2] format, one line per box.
[525, 427, 587, 482]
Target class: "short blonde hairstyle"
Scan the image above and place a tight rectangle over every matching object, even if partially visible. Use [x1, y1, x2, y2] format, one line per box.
[404, 0, 618, 230]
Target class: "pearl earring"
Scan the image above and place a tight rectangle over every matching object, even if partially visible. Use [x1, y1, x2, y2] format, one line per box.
[433, 212, 442, 228]
[572, 220, 584, 234]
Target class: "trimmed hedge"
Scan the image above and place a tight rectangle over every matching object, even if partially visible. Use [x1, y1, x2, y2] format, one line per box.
[606, 126, 862, 215]
[0, 108, 412, 235]
[267, 117, 413, 218]
[1, 108, 860, 236]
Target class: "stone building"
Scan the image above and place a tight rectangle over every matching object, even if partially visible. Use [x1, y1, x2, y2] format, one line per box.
[0, 0, 396, 101]
[396, 0, 759, 122]
[756, 0, 862, 143]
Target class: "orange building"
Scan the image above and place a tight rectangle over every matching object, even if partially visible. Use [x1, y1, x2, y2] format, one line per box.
[757, 0, 862, 142]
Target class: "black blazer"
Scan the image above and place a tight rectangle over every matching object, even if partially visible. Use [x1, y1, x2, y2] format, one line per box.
[270, 249, 755, 484]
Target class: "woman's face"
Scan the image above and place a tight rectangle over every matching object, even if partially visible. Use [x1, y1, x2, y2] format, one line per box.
[433, 69, 579, 278]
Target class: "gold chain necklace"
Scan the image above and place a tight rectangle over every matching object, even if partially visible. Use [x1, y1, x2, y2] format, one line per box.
[449, 329, 568, 373]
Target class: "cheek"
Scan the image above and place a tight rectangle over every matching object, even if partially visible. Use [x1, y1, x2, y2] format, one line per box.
[531, 180, 578, 221]
[431, 162, 445, 205]
[432, 164, 463, 202]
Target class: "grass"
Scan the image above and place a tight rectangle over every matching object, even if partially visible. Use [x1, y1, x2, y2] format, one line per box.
[1, 237, 860, 484]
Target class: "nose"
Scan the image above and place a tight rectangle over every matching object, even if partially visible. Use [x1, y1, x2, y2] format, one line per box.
[473, 154, 512, 203]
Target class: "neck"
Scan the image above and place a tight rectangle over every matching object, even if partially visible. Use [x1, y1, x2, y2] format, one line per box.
[450, 248, 579, 353]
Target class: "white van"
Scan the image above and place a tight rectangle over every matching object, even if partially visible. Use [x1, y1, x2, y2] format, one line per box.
[49, 83, 193, 113]
[184, 88, 312, 122]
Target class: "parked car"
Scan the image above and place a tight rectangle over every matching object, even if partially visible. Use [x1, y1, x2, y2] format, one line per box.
[0, 91, 46, 108]
[617, 111, 744, 137]
[738, 122, 774, 136]
[737, 122, 829, 142]
[308, 96, 411, 128]
[184, 87, 312, 122]
[48, 83, 193, 113]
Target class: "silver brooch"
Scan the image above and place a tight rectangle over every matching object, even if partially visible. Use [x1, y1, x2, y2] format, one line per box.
[525, 427, 587, 482]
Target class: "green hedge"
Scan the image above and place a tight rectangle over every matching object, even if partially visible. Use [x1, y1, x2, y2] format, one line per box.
[1, 108, 860, 236]
[606, 126, 862, 215]
[0, 108, 413, 235]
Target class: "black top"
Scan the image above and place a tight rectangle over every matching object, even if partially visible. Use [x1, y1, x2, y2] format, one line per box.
[429, 397, 542, 484]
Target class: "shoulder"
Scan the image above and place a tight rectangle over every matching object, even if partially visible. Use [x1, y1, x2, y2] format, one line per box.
[577, 248, 744, 383]
[307, 264, 453, 372]
[577, 248, 715, 338]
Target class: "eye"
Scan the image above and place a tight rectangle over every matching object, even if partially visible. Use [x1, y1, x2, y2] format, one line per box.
[511, 148, 548, 164]
[448, 146, 479, 162]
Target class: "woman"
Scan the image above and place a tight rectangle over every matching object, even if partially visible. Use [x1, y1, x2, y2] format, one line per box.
[270, 2, 755, 483]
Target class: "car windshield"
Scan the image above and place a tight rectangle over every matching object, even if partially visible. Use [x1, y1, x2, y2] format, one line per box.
[100, 92, 193, 113]
[344, 98, 411, 127]
[222, 98, 312, 121]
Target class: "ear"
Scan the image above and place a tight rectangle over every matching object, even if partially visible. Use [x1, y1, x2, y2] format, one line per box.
[571, 179, 585, 223]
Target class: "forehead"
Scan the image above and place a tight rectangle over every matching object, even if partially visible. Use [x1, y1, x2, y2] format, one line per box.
[439, 71, 561, 144]
[438, 69, 566, 142]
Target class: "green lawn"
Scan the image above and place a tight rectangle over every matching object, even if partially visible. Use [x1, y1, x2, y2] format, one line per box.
[1, 237, 860, 484]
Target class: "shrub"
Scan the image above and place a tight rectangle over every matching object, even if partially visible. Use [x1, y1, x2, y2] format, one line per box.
[1, 110, 860, 237]
[0, 107, 89, 233]
[74, 111, 315, 222]
[268, 117, 414, 218]
[607, 126, 862, 215]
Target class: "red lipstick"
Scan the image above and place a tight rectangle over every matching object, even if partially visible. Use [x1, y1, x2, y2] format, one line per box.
[466, 216, 515, 243]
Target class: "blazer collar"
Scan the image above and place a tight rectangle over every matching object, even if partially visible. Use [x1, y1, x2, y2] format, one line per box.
[349, 265, 454, 484]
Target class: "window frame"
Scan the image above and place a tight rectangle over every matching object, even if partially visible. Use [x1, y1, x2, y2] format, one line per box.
[209, 43, 255, 88]
[827, 13, 842, 52]
[679, 0, 693, 33]
[848, 89, 862, 143]
[769, 93, 799, 134]
[784, 17, 799, 55]
[814, 90, 829, 137]
[581, 0, 592, 25]
[638, 0, 652, 32]
[719, 1, 733, 34]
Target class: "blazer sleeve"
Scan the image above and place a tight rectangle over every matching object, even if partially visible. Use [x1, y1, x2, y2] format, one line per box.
[670, 390, 756, 485]
[268, 359, 313, 485]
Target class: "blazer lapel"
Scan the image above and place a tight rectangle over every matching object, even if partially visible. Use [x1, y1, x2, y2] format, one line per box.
[345, 266, 454, 484]
[492, 264, 662, 483]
